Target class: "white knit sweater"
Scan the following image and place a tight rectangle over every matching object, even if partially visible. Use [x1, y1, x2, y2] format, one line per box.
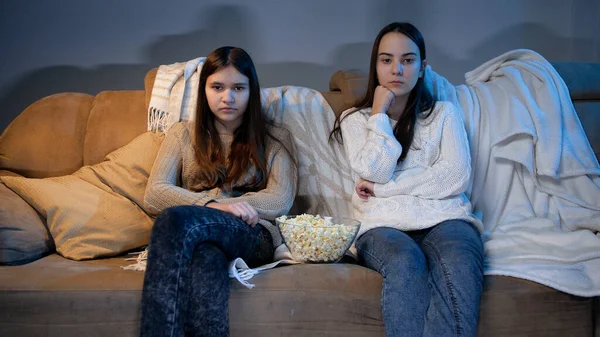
[340, 101, 483, 237]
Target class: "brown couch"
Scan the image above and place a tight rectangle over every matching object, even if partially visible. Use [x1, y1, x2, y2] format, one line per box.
[1, 62, 599, 336]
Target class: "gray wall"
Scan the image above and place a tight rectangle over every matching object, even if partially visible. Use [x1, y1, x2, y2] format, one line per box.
[1, 0, 599, 132]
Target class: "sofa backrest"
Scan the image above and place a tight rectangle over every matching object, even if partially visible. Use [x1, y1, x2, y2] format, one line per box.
[0, 89, 148, 178]
[551, 62, 600, 161]
[82, 90, 147, 166]
[328, 62, 600, 162]
[1, 62, 598, 179]
[143, 66, 350, 118]
[0, 93, 95, 178]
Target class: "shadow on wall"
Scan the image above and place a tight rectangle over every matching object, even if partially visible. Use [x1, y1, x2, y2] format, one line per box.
[330, 21, 597, 87]
[379, 0, 597, 84]
[1, 4, 596, 132]
[0, 64, 153, 132]
[0, 4, 335, 133]
[425, 22, 595, 85]
[324, 0, 426, 86]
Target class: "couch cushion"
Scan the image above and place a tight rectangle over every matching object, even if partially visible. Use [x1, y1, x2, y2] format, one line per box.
[478, 276, 594, 336]
[1, 132, 162, 260]
[0, 255, 143, 337]
[229, 263, 384, 336]
[0, 93, 94, 178]
[0, 254, 594, 337]
[0, 256, 385, 337]
[321, 92, 347, 117]
[328, 69, 368, 115]
[83, 90, 148, 166]
[0, 177, 54, 265]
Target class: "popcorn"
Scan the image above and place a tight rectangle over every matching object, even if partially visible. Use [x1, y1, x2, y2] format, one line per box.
[276, 214, 359, 263]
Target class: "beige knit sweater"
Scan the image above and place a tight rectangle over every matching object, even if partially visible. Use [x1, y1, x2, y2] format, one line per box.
[144, 121, 298, 247]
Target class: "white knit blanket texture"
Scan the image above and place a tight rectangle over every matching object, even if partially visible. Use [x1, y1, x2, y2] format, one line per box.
[426, 49, 600, 297]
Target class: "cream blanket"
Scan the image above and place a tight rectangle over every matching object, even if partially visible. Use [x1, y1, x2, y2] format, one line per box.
[426, 49, 600, 297]
[147, 57, 205, 133]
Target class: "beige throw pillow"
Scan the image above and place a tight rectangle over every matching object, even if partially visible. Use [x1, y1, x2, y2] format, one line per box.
[2, 132, 164, 260]
[76, 131, 164, 212]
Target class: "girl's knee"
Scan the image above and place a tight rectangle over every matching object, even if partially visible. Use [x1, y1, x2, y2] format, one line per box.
[432, 220, 483, 251]
[153, 205, 203, 234]
[425, 222, 484, 273]
[392, 244, 427, 272]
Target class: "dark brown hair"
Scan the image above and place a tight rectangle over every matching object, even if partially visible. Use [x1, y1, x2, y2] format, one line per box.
[194, 46, 268, 193]
[330, 22, 436, 160]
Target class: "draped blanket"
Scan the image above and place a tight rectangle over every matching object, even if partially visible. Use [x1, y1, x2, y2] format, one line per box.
[426, 49, 600, 296]
[260, 86, 354, 217]
[147, 57, 205, 133]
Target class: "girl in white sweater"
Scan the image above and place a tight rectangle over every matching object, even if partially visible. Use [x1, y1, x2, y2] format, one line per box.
[330, 22, 483, 337]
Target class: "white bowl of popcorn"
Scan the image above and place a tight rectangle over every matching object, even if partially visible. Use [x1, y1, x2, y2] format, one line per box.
[276, 214, 360, 263]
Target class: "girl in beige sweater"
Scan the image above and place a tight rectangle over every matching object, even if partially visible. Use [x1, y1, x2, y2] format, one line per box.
[140, 46, 297, 337]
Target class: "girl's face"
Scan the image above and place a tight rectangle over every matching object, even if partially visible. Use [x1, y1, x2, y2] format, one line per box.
[205, 65, 250, 133]
[376, 32, 425, 99]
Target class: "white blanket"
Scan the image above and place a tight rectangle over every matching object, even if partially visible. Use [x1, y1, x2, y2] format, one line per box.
[426, 49, 600, 297]
[260, 86, 354, 216]
[147, 57, 205, 133]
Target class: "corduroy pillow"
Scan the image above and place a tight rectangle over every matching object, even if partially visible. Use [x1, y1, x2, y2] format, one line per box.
[2, 132, 163, 260]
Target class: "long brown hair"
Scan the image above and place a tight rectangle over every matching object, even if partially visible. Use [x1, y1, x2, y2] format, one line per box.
[194, 46, 268, 193]
[330, 22, 436, 161]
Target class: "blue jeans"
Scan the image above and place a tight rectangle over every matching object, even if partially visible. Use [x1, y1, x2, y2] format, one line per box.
[139, 206, 274, 337]
[356, 220, 484, 337]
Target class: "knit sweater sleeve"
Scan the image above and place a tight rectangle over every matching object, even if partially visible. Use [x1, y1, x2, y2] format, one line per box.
[216, 127, 298, 220]
[373, 102, 471, 199]
[340, 109, 403, 183]
[144, 123, 214, 216]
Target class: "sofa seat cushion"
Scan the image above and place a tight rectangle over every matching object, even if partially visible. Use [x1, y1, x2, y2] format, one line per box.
[0, 255, 385, 337]
[0, 254, 143, 337]
[228, 263, 384, 336]
[0, 254, 596, 337]
[478, 276, 594, 336]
